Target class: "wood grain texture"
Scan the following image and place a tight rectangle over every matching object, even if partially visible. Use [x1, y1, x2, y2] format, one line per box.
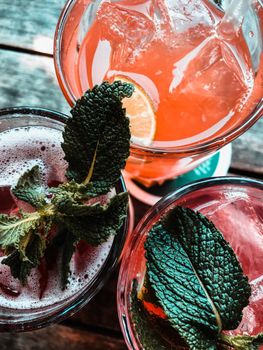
[231, 118, 263, 174]
[0, 0, 65, 54]
[0, 49, 69, 113]
[0, 325, 126, 350]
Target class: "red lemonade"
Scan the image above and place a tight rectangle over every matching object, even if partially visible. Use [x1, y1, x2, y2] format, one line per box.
[56, 0, 263, 184]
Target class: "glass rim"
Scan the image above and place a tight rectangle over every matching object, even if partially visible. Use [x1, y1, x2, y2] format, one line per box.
[0, 106, 130, 332]
[117, 175, 263, 349]
[54, 0, 263, 156]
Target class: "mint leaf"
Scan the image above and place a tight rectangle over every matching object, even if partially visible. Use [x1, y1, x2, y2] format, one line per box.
[12, 165, 47, 208]
[50, 181, 95, 200]
[52, 190, 122, 217]
[145, 206, 251, 350]
[130, 280, 175, 350]
[60, 229, 76, 290]
[61, 192, 128, 245]
[62, 81, 133, 194]
[2, 233, 46, 285]
[220, 333, 263, 350]
[0, 212, 41, 251]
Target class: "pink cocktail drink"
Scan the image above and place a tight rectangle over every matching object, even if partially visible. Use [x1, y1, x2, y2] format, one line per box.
[118, 177, 263, 349]
[0, 108, 129, 331]
[55, 0, 263, 186]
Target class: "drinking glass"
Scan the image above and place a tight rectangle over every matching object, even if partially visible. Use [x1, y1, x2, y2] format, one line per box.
[117, 176, 263, 349]
[54, 0, 263, 189]
[0, 107, 131, 332]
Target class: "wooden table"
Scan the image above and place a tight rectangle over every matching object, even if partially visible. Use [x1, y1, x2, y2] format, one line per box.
[0, 1, 262, 349]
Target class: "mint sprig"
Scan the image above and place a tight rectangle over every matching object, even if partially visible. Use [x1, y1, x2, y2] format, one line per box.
[0, 81, 133, 288]
[142, 206, 262, 350]
[62, 81, 133, 194]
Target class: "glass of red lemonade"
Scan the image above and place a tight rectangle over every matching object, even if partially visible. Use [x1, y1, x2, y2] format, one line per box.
[54, 0, 263, 189]
[117, 176, 263, 349]
[0, 107, 131, 332]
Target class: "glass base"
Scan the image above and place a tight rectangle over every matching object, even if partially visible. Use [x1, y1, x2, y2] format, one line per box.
[125, 143, 232, 206]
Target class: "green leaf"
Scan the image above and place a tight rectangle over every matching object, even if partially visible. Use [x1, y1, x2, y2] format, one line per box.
[0, 212, 41, 251]
[61, 192, 128, 245]
[12, 165, 47, 208]
[130, 280, 176, 350]
[50, 180, 95, 200]
[60, 229, 76, 290]
[44, 228, 77, 290]
[52, 190, 122, 217]
[62, 81, 133, 194]
[220, 333, 263, 350]
[2, 233, 46, 285]
[145, 206, 251, 350]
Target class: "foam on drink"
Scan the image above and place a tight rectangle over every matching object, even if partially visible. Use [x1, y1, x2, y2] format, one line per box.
[0, 125, 113, 309]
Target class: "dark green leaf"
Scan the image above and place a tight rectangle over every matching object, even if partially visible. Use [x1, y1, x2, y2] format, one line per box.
[60, 229, 76, 290]
[61, 192, 128, 245]
[53, 190, 122, 217]
[130, 280, 176, 350]
[62, 81, 133, 194]
[145, 206, 251, 350]
[12, 165, 47, 208]
[2, 233, 46, 285]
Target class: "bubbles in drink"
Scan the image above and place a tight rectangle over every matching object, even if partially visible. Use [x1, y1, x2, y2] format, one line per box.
[0, 125, 114, 309]
[0, 126, 67, 187]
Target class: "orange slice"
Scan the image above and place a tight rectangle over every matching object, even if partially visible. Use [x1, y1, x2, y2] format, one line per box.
[115, 76, 156, 146]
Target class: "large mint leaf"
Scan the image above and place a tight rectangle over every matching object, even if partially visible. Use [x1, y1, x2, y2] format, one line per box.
[145, 206, 251, 350]
[62, 81, 133, 194]
[61, 192, 128, 246]
[12, 165, 47, 208]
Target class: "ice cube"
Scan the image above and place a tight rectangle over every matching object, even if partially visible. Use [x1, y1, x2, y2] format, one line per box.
[224, 276, 263, 337]
[202, 193, 263, 339]
[97, 2, 155, 64]
[204, 195, 263, 282]
[153, 0, 216, 46]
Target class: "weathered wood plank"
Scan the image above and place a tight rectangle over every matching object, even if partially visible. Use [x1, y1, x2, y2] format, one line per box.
[0, 49, 69, 113]
[231, 118, 263, 175]
[0, 0, 65, 54]
[71, 271, 121, 332]
[0, 0, 240, 55]
[0, 324, 126, 350]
